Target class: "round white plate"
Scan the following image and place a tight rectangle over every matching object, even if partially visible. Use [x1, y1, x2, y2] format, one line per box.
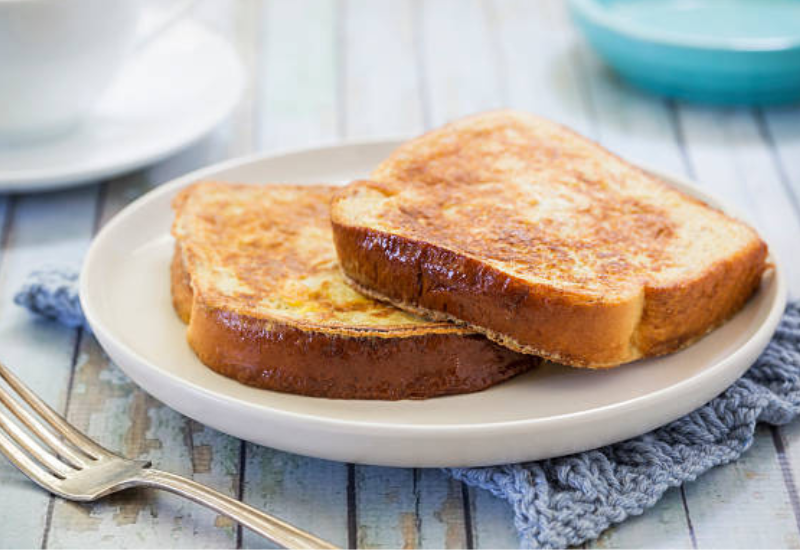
[0, 20, 243, 193]
[80, 141, 787, 467]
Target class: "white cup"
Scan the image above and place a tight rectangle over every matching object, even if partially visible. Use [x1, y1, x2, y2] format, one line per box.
[0, 0, 195, 143]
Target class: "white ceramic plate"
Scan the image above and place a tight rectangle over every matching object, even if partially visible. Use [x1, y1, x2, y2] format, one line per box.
[0, 20, 243, 193]
[80, 141, 787, 467]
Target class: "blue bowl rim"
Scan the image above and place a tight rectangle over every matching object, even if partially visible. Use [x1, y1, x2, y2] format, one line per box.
[568, 0, 800, 52]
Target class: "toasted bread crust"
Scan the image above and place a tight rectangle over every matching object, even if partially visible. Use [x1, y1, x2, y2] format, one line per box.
[330, 110, 769, 367]
[171, 183, 538, 400]
[172, 243, 535, 398]
[332, 223, 767, 367]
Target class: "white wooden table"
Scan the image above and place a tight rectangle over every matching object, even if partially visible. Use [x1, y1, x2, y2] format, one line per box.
[1, 1, 799, 548]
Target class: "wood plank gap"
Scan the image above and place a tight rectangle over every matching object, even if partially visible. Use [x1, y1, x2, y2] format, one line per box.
[347, 462, 359, 549]
[39, 490, 56, 550]
[666, 99, 697, 181]
[679, 487, 698, 549]
[347, 463, 357, 549]
[40, 182, 102, 549]
[336, 0, 348, 140]
[411, 0, 432, 129]
[40, 325, 85, 550]
[412, 468, 422, 545]
[461, 482, 475, 549]
[480, 0, 509, 106]
[753, 108, 800, 220]
[0, 195, 17, 253]
[236, 439, 246, 549]
[770, 425, 800, 537]
[91, 182, 109, 234]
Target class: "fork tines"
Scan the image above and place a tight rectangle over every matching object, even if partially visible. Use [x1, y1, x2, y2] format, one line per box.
[0, 361, 108, 488]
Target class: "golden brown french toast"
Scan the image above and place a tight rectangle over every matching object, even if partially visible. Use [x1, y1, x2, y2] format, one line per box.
[331, 110, 768, 368]
[171, 182, 536, 399]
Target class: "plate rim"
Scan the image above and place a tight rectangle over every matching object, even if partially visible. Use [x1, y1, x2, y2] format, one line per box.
[0, 20, 244, 192]
[80, 139, 788, 437]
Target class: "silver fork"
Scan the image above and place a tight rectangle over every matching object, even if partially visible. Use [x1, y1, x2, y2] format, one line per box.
[0, 361, 337, 549]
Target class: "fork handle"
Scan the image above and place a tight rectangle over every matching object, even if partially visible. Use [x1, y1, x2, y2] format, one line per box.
[137, 469, 338, 548]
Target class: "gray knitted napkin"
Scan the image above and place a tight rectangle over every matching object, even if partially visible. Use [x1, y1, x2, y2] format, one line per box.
[15, 267, 800, 549]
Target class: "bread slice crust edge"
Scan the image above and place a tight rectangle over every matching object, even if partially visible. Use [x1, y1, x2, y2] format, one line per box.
[172, 239, 537, 400]
[331, 217, 768, 368]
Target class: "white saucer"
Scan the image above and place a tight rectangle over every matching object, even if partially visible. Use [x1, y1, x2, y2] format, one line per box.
[0, 21, 243, 193]
[80, 141, 787, 467]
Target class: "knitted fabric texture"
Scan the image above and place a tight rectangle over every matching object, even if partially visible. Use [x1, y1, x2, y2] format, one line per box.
[14, 266, 85, 328]
[15, 266, 800, 549]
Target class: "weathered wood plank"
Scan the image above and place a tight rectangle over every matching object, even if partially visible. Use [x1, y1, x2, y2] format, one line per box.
[255, 0, 339, 151]
[675, 106, 800, 295]
[683, 426, 799, 549]
[241, 450, 349, 550]
[48, 336, 241, 549]
[46, 3, 258, 547]
[554, 26, 694, 550]
[241, 2, 350, 549]
[343, 1, 470, 547]
[462, 1, 586, 546]
[467, 486, 519, 549]
[343, 0, 423, 140]
[46, 127, 246, 547]
[761, 107, 800, 205]
[577, 52, 684, 174]
[354, 468, 467, 549]
[354, 467, 418, 549]
[759, 105, 800, 547]
[483, 2, 693, 546]
[0, 187, 96, 548]
[418, 0, 503, 126]
[593, 489, 694, 549]
[417, 469, 468, 549]
[673, 105, 800, 548]
[487, 0, 593, 135]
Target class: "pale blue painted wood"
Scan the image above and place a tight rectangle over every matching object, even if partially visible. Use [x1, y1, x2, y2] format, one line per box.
[468, 487, 519, 549]
[45, 3, 260, 547]
[240, 4, 351, 549]
[46, 176, 240, 549]
[676, 106, 800, 296]
[684, 426, 800, 548]
[470, 3, 590, 546]
[342, 2, 471, 547]
[416, 469, 468, 549]
[576, 90, 696, 548]
[577, 51, 686, 175]
[354, 467, 418, 549]
[484, 2, 695, 546]
[2, 2, 800, 549]
[761, 105, 800, 550]
[674, 104, 800, 547]
[255, 0, 339, 152]
[592, 489, 694, 549]
[48, 339, 240, 548]
[343, 0, 424, 140]
[0, 187, 97, 548]
[762, 108, 800, 204]
[536, 25, 695, 550]
[488, 0, 594, 136]
[241, 450, 349, 550]
[418, 0, 503, 126]
[353, 468, 468, 549]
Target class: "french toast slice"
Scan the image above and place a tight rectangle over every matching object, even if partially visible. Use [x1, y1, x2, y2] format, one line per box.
[331, 111, 768, 368]
[171, 182, 536, 399]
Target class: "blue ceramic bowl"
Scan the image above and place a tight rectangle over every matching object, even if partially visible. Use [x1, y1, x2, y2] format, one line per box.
[568, 0, 800, 105]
